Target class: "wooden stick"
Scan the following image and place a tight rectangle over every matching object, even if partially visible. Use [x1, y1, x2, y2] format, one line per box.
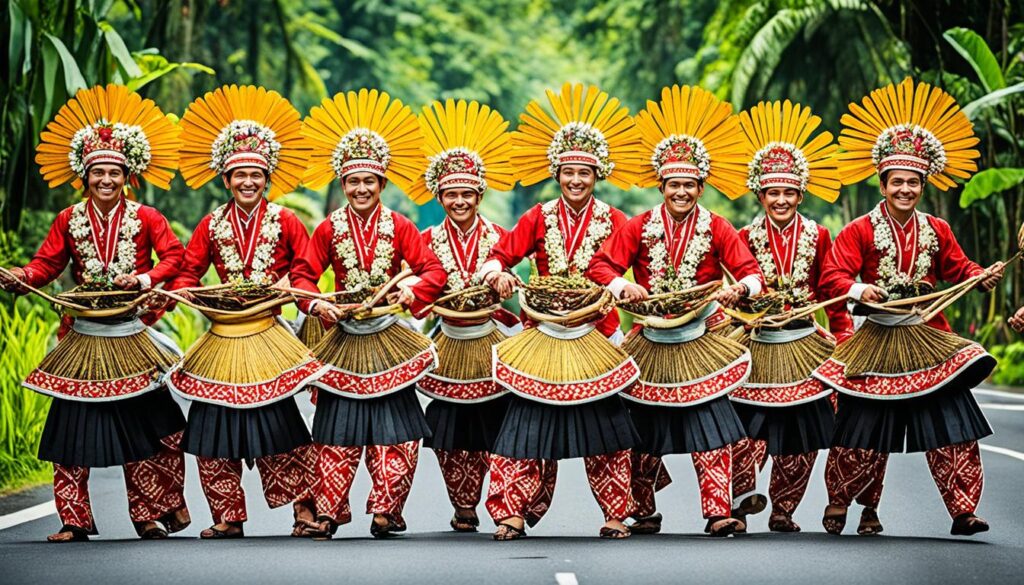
[762, 295, 850, 327]
[0, 266, 91, 311]
[364, 269, 414, 309]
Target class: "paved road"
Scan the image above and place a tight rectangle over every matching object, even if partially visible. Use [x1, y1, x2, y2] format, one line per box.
[1, 389, 1022, 585]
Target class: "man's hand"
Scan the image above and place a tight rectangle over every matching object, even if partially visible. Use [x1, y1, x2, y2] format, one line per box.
[1009, 306, 1024, 334]
[620, 283, 649, 303]
[714, 283, 748, 308]
[859, 285, 887, 304]
[312, 301, 347, 323]
[113, 273, 141, 290]
[386, 287, 416, 308]
[485, 271, 516, 300]
[978, 261, 1005, 292]
[0, 267, 27, 292]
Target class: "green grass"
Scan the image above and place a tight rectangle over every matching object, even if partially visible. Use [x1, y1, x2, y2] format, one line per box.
[0, 301, 57, 492]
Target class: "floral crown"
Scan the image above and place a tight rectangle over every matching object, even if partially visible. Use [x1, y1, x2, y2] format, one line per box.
[546, 122, 613, 180]
[70, 121, 152, 179]
[426, 148, 487, 196]
[746, 142, 809, 192]
[652, 135, 710, 181]
[331, 128, 391, 179]
[872, 124, 946, 177]
[210, 120, 281, 175]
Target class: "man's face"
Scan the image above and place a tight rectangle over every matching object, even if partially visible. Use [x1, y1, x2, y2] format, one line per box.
[86, 164, 126, 204]
[881, 170, 924, 216]
[439, 188, 481, 225]
[222, 168, 268, 209]
[660, 177, 703, 218]
[343, 172, 385, 214]
[558, 164, 596, 206]
[759, 187, 803, 225]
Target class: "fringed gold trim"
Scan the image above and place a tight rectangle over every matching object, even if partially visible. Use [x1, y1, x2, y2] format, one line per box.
[495, 327, 629, 383]
[746, 333, 834, 385]
[314, 323, 432, 375]
[623, 331, 747, 384]
[297, 316, 327, 349]
[834, 321, 972, 377]
[36, 329, 179, 380]
[181, 322, 311, 384]
[434, 328, 507, 381]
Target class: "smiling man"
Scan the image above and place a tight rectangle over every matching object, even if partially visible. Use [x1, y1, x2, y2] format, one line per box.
[0, 85, 188, 542]
[816, 78, 1005, 537]
[589, 85, 763, 537]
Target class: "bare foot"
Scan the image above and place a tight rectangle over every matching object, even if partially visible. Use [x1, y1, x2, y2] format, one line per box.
[493, 516, 526, 541]
[599, 519, 631, 539]
[47, 527, 89, 543]
[200, 522, 243, 539]
[450, 507, 479, 532]
[292, 501, 316, 537]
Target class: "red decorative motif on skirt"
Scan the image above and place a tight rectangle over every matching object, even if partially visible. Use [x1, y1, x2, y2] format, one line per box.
[493, 357, 639, 405]
[622, 356, 750, 406]
[170, 359, 325, 407]
[24, 369, 160, 402]
[813, 344, 989, 399]
[417, 375, 507, 403]
[316, 348, 437, 399]
[729, 377, 830, 406]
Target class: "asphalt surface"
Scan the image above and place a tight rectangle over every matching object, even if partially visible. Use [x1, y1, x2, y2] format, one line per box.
[1, 389, 1022, 585]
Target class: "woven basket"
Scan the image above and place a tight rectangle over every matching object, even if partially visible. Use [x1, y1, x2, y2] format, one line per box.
[190, 283, 279, 311]
[522, 275, 603, 314]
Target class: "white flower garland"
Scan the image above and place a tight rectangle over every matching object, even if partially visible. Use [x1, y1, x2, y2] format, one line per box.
[746, 213, 817, 297]
[541, 198, 613, 275]
[431, 218, 500, 292]
[210, 120, 281, 174]
[642, 204, 713, 293]
[868, 203, 939, 295]
[330, 205, 395, 292]
[210, 202, 283, 284]
[69, 121, 152, 178]
[69, 200, 142, 284]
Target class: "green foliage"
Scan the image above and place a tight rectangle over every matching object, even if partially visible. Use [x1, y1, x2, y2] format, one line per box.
[960, 168, 1024, 208]
[943, 27, 1005, 92]
[989, 342, 1024, 386]
[0, 303, 57, 491]
[156, 304, 207, 351]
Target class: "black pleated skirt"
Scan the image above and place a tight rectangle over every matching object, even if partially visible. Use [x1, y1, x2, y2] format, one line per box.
[491, 394, 638, 460]
[629, 395, 747, 456]
[832, 383, 993, 453]
[38, 388, 185, 468]
[424, 395, 510, 452]
[733, 396, 835, 456]
[182, 398, 311, 460]
[312, 386, 431, 447]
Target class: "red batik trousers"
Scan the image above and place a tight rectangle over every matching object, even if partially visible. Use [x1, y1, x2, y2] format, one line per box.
[486, 450, 633, 525]
[434, 449, 490, 510]
[825, 442, 984, 519]
[196, 443, 317, 524]
[315, 441, 420, 528]
[53, 431, 188, 535]
[732, 438, 819, 516]
[632, 449, 732, 519]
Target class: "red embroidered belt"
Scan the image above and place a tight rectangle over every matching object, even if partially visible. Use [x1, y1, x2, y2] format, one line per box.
[621, 353, 751, 406]
[168, 359, 326, 408]
[313, 347, 438, 399]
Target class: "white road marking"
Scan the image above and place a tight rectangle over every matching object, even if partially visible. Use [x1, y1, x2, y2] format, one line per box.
[0, 500, 56, 531]
[555, 573, 579, 585]
[979, 403, 1024, 411]
[974, 388, 1024, 401]
[980, 443, 1024, 463]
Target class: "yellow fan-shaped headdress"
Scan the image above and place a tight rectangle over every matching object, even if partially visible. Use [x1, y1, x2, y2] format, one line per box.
[178, 85, 309, 200]
[36, 84, 180, 191]
[302, 89, 423, 199]
[739, 100, 842, 203]
[511, 83, 645, 190]
[406, 99, 516, 205]
[838, 77, 980, 190]
[634, 85, 749, 198]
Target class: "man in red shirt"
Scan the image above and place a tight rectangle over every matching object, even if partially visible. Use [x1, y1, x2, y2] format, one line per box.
[1, 85, 188, 542]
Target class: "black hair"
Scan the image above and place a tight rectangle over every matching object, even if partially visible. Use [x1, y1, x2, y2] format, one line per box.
[879, 169, 925, 186]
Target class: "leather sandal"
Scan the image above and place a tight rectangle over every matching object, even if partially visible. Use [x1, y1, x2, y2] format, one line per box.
[493, 522, 526, 541]
[950, 513, 989, 536]
[200, 522, 244, 539]
[303, 517, 338, 541]
[629, 513, 663, 535]
[857, 507, 883, 535]
[768, 513, 801, 533]
[370, 516, 402, 538]
[139, 520, 169, 540]
[822, 504, 847, 535]
[705, 516, 744, 537]
[450, 511, 480, 533]
[599, 525, 631, 539]
[47, 525, 90, 543]
[159, 509, 191, 534]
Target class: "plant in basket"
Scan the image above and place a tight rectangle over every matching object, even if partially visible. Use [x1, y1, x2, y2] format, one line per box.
[522, 274, 603, 314]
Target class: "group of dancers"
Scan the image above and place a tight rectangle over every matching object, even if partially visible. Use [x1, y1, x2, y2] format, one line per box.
[1, 78, 1015, 543]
